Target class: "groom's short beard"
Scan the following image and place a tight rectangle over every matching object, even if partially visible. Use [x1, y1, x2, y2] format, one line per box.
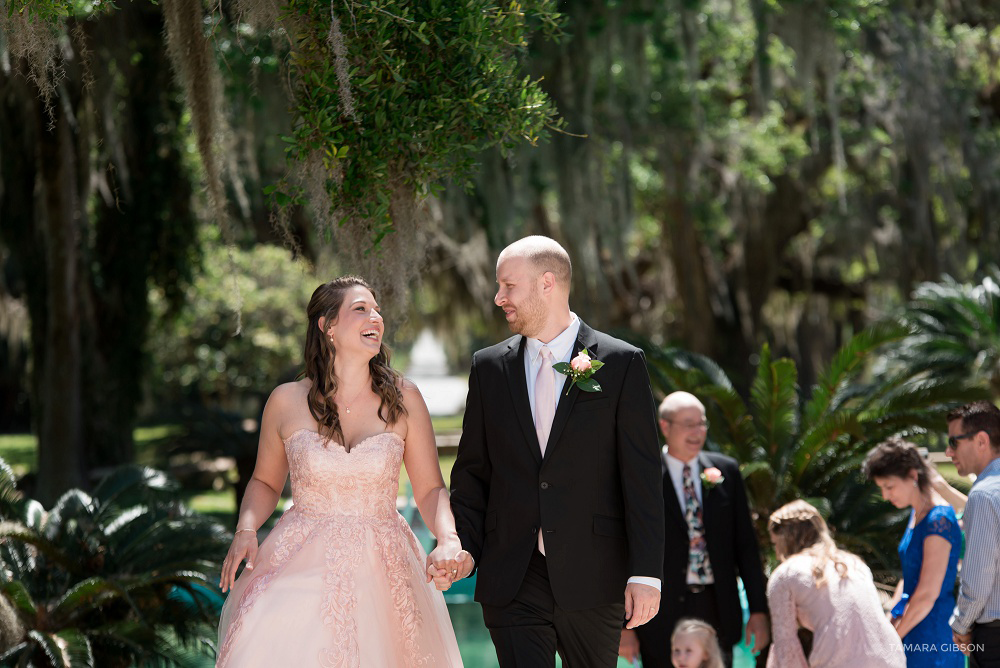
[508, 292, 546, 338]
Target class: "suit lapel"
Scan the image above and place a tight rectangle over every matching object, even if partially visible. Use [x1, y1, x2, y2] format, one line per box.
[501, 336, 543, 465]
[542, 322, 600, 462]
[698, 452, 719, 532]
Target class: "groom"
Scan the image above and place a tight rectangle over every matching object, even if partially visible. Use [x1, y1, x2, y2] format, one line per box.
[448, 236, 664, 666]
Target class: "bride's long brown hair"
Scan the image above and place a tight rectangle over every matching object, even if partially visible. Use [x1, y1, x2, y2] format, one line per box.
[301, 277, 406, 451]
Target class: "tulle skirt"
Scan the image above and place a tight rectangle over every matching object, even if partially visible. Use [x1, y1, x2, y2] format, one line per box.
[217, 506, 463, 667]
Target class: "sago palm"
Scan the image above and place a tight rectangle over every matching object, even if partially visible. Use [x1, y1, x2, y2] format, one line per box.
[0, 460, 229, 667]
[895, 267, 1000, 398]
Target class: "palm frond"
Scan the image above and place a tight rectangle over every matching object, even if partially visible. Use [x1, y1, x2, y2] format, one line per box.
[50, 577, 136, 624]
[0, 580, 37, 620]
[92, 468, 178, 524]
[0, 458, 23, 519]
[42, 490, 97, 541]
[805, 321, 912, 424]
[749, 345, 799, 460]
[0, 521, 75, 570]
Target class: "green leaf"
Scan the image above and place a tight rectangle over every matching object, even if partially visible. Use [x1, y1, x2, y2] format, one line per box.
[575, 378, 601, 393]
[551, 362, 572, 374]
[51, 577, 128, 621]
[0, 580, 37, 618]
[27, 630, 92, 668]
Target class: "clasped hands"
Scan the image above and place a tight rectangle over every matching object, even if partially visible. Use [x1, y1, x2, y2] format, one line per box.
[425, 538, 473, 591]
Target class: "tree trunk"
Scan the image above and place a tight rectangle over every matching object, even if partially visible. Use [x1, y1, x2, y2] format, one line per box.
[662, 151, 719, 357]
[34, 80, 88, 503]
[1, 7, 198, 502]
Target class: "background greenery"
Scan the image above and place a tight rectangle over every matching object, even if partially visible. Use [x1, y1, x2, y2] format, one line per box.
[3, 0, 1000, 665]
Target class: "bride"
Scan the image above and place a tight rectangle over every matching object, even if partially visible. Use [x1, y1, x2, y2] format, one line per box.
[216, 276, 466, 667]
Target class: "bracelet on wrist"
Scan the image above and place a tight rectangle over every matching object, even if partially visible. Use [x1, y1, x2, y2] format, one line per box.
[235, 528, 256, 536]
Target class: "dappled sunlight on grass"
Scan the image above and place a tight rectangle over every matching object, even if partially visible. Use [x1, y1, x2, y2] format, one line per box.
[0, 433, 36, 477]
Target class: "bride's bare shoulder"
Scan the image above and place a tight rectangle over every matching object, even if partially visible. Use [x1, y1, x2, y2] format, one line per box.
[398, 378, 423, 402]
[398, 379, 430, 416]
[268, 378, 311, 406]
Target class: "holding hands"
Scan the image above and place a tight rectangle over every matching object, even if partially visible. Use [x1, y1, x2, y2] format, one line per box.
[425, 537, 474, 591]
[219, 528, 259, 593]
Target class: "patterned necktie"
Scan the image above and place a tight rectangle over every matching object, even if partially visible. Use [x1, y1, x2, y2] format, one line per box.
[534, 346, 556, 456]
[683, 463, 714, 584]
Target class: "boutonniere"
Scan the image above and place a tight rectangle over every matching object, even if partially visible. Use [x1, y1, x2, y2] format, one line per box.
[552, 349, 604, 395]
[701, 467, 725, 489]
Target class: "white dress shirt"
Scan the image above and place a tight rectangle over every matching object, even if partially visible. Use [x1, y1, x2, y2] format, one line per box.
[525, 315, 661, 592]
[524, 315, 579, 419]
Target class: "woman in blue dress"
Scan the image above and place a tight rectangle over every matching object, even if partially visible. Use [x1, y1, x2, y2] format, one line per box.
[864, 436, 964, 668]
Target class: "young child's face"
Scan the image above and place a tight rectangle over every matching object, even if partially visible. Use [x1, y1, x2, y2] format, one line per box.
[671, 632, 707, 668]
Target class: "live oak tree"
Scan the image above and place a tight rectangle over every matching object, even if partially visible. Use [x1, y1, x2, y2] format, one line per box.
[0, 0, 562, 503]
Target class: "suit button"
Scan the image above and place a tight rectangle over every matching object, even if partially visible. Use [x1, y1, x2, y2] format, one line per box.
[540, 481, 549, 489]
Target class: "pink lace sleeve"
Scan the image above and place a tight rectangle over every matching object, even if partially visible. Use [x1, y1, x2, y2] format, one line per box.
[766, 567, 810, 668]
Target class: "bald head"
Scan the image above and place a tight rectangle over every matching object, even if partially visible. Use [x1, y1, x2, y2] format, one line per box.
[498, 236, 572, 288]
[659, 391, 705, 421]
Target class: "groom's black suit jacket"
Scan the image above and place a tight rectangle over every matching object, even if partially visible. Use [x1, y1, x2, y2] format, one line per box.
[450, 321, 664, 611]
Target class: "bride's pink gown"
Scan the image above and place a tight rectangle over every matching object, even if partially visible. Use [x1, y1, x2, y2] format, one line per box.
[217, 430, 463, 667]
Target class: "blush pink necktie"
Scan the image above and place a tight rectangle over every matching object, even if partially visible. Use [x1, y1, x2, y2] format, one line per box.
[534, 346, 555, 555]
[534, 346, 556, 456]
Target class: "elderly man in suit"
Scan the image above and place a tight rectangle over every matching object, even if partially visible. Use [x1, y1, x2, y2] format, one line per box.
[448, 236, 665, 667]
[620, 391, 769, 668]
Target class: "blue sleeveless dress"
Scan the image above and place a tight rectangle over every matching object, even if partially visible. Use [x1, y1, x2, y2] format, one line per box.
[893, 504, 964, 667]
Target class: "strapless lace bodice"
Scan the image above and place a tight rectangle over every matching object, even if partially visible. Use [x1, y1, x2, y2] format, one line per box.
[283, 429, 403, 519]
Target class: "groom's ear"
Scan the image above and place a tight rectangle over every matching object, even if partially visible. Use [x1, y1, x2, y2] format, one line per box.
[540, 270, 556, 294]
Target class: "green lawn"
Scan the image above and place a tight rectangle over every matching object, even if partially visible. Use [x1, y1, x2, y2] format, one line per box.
[0, 426, 462, 524]
[0, 426, 182, 477]
[0, 433, 36, 477]
[179, 453, 459, 524]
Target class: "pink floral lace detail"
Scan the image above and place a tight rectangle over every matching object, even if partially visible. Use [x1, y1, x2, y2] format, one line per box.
[217, 510, 312, 667]
[218, 430, 432, 668]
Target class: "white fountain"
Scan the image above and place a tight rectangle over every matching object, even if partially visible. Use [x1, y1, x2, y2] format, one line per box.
[405, 329, 468, 416]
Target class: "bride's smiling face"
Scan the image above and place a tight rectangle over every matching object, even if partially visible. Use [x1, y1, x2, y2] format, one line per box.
[324, 285, 384, 359]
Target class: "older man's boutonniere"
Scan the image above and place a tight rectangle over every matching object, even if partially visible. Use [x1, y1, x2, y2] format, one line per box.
[552, 349, 604, 395]
[700, 467, 725, 489]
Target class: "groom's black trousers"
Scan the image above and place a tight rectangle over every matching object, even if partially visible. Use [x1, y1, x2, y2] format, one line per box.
[481, 549, 626, 668]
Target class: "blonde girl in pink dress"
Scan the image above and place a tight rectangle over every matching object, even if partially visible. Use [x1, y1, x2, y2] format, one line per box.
[216, 277, 465, 667]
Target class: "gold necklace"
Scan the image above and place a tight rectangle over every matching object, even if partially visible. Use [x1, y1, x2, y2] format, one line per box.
[337, 382, 369, 415]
